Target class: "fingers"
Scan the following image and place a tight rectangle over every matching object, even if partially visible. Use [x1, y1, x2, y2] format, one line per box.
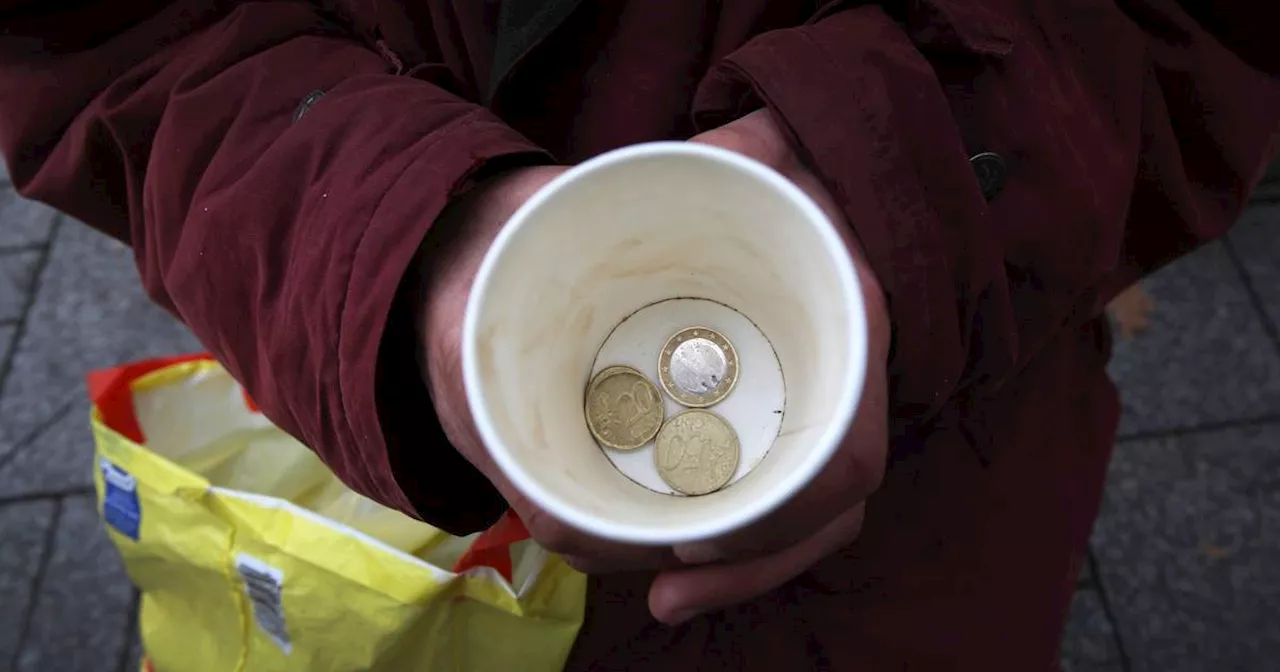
[670, 362, 887, 563]
[431, 361, 679, 573]
[685, 121, 887, 563]
[670, 418, 885, 562]
[518, 503, 682, 573]
[688, 109, 800, 176]
[649, 505, 866, 624]
[690, 111, 877, 285]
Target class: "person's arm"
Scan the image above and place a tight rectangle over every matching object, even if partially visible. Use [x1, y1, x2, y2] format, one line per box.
[0, 0, 550, 534]
[692, 0, 1280, 431]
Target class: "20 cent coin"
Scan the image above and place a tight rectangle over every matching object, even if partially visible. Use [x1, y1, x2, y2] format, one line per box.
[585, 365, 665, 451]
[654, 409, 740, 495]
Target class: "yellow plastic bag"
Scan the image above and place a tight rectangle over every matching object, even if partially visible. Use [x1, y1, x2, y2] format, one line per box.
[88, 356, 585, 672]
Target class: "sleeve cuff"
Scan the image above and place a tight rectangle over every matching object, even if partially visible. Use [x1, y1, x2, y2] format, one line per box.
[338, 114, 551, 534]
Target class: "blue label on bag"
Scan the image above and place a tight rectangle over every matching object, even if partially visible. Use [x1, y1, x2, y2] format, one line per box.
[100, 459, 140, 540]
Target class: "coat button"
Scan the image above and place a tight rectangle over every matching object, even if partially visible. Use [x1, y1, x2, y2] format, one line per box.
[969, 151, 1006, 201]
[292, 89, 327, 123]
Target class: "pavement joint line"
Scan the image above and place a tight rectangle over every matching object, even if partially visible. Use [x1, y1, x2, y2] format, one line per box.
[1221, 234, 1280, 357]
[0, 485, 95, 507]
[115, 590, 141, 672]
[1116, 412, 1280, 444]
[1077, 549, 1099, 590]
[1250, 190, 1280, 204]
[0, 242, 47, 256]
[1086, 550, 1133, 672]
[0, 216, 63, 406]
[0, 394, 77, 476]
[8, 496, 64, 672]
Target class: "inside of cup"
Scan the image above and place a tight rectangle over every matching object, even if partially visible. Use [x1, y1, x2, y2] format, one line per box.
[467, 144, 862, 543]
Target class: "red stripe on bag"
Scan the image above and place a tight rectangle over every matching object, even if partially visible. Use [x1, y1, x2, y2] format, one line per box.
[86, 354, 213, 443]
[452, 510, 530, 582]
[241, 388, 261, 414]
[89, 356, 528, 582]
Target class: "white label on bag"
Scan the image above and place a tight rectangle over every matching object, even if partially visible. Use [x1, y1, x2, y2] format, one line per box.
[235, 554, 291, 654]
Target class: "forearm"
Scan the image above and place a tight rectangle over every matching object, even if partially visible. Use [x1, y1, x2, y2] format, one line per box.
[0, 0, 549, 533]
[693, 1, 1280, 430]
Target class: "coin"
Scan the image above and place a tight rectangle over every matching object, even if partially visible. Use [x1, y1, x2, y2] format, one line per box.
[658, 327, 739, 407]
[584, 365, 665, 451]
[654, 409, 740, 495]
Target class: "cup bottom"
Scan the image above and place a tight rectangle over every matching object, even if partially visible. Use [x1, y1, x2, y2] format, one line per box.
[588, 297, 785, 495]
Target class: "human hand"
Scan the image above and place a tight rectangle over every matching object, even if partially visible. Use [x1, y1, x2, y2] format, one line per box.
[416, 165, 680, 574]
[643, 109, 892, 624]
[417, 111, 890, 620]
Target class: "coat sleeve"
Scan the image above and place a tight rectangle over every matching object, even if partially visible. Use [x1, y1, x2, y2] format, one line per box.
[692, 0, 1280, 431]
[0, 0, 549, 534]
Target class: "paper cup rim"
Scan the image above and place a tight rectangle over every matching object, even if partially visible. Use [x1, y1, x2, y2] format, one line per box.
[462, 141, 868, 545]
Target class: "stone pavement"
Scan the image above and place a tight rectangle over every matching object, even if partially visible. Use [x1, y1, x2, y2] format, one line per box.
[0, 163, 1277, 670]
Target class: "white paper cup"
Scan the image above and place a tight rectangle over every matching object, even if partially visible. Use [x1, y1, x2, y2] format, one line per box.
[463, 142, 867, 546]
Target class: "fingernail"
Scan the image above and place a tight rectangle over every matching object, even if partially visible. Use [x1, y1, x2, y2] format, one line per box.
[662, 607, 701, 626]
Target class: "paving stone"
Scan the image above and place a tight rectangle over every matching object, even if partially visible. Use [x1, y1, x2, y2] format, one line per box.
[0, 223, 199, 464]
[1091, 423, 1280, 672]
[0, 249, 40, 321]
[1252, 159, 1280, 201]
[0, 192, 60, 247]
[0, 499, 56, 666]
[14, 495, 134, 672]
[1059, 588, 1124, 672]
[1228, 204, 1280, 333]
[1107, 241, 1280, 436]
[0, 397, 93, 498]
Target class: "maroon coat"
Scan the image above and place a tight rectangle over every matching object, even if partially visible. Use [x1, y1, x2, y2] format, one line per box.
[1, 0, 1277, 669]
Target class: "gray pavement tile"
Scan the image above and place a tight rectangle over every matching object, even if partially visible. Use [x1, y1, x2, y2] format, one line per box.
[0, 499, 56, 666]
[0, 249, 40, 321]
[0, 192, 60, 248]
[1252, 159, 1280, 201]
[0, 222, 199, 463]
[0, 398, 92, 498]
[0, 323, 11, 476]
[1228, 204, 1280, 333]
[14, 495, 134, 672]
[1107, 241, 1280, 436]
[1059, 588, 1124, 672]
[1091, 423, 1280, 672]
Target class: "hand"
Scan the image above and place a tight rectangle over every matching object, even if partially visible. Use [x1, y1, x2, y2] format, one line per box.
[416, 165, 680, 573]
[416, 111, 891, 622]
[645, 110, 892, 624]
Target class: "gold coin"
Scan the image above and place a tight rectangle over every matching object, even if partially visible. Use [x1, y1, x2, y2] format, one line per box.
[658, 327, 739, 408]
[654, 409, 740, 496]
[585, 365, 665, 451]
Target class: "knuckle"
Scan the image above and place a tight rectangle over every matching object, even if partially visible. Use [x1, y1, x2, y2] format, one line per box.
[524, 509, 580, 555]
